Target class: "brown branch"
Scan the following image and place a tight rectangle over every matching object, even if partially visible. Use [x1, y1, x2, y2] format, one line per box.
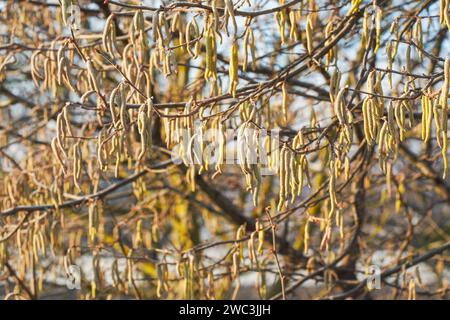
[325, 241, 450, 300]
[0, 160, 173, 217]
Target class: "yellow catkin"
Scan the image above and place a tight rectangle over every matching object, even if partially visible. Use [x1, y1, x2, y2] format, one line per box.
[386, 42, 394, 88]
[152, 11, 160, 43]
[232, 251, 240, 278]
[441, 57, 449, 178]
[88, 202, 98, 242]
[277, 146, 287, 211]
[282, 82, 288, 125]
[440, 0, 450, 31]
[362, 9, 371, 48]
[248, 232, 257, 266]
[97, 129, 107, 171]
[408, 278, 416, 300]
[283, 146, 290, 203]
[378, 121, 388, 173]
[446, 0, 450, 31]
[394, 100, 406, 142]
[328, 160, 337, 218]
[51, 137, 66, 174]
[243, 27, 256, 72]
[137, 106, 149, 161]
[225, 0, 238, 35]
[256, 219, 264, 254]
[374, 7, 382, 53]
[289, 10, 299, 42]
[228, 40, 239, 97]
[330, 69, 341, 103]
[421, 95, 427, 141]
[304, 219, 310, 255]
[306, 15, 314, 55]
[62, 107, 73, 137]
[205, 27, 217, 81]
[215, 120, 226, 174]
[349, 0, 362, 14]
[61, 0, 70, 26]
[55, 113, 66, 152]
[103, 14, 117, 57]
[414, 18, 423, 60]
[86, 59, 100, 93]
[73, 141, 82, 189]
[334, 87, 347, 126]
[185, 18, 199, 58]
[422, 94, 433, 143]
[289, 152, 298, 203]
[109, 86, 120, 128]
[211, 0, 220, 36]
[433, 98, 443, 148]
[362, 97, 373, 145]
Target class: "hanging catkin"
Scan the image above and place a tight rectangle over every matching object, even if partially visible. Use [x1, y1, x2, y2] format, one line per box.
[362, 9, 371, 49]
[102, 14, 118, 57]
[334, 87, 347, 126]
[215, 119, 226, 175]
[73, 141, 82, 190]
[421, 93, 433, 143]
[51, 137, 66, 174]
[224, 0, 238, 36]
[86, 59, 100, 93]
[413, 18, 423, 60]
[440, 0, 450, 31]
[228, 39, 239, 97]
[306, 14, 314, 55]
[441, 57, 449, 178]
[205, 26, 218, 81]
[243, 26, 256, 72]
[137, 99, 154, 162]
[328, 159, 337, 218]
[282, 82, 288, 125]
[374, 6, 382, 53]
[330, 69, 342, 103]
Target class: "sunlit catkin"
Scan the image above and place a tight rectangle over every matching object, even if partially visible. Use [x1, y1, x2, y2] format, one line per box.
[413, 18, 423, 60]
[224, 0, 238, 36]
[421, 93, 433, 143]
[51, 137, 66, 174]
[86, 59, 100, 93]
[243, 27, 256, 72]
[256, 219, 264, 255]
[228, 39, 239, 97]
[282, 82, 288, 125]
[440, 0, 450, 31]
[102, 14, 117, 57]
[205, 26, 217, 81]
[306, 15, 314, 55]
[374, 7, 382, 53]
[441, 57, 449, 178]
[73, 141, 82, 190]
[328, 160, 337, 218]
[334, 87, 347, 126]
